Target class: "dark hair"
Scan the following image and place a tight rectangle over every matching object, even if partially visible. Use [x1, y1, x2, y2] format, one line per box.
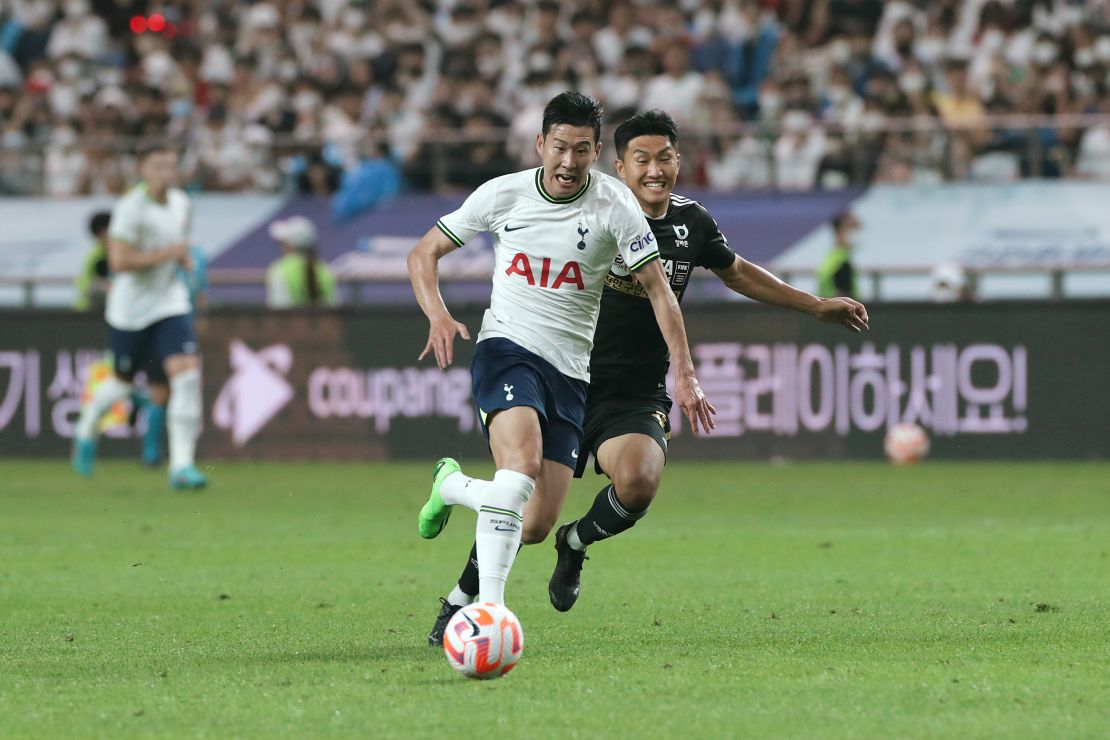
[831, 211, 855, 232]
[88, 211, 111, 237]
[542, 91, 603, 144]
[137, 140, 177, 161]
[304, 248, 320, 304]
[613, 109, 679, 158]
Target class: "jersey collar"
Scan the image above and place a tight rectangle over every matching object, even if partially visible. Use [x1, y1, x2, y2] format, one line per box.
[534, 167, 591, 204]
[138, 181, 169, 205]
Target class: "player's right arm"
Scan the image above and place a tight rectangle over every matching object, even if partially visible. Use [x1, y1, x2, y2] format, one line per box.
[411, 180, 498, 368]
[407, 226, 470, 369]
[106, 193, 188, 273]
[107, 238, 189, 273]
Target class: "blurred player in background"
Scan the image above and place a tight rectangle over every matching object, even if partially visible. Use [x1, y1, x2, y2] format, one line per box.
[73, 211, 111, 312]
[71, 143, 208, 490]
[408, 93, 714, 638]
[139, 240, 208, 467]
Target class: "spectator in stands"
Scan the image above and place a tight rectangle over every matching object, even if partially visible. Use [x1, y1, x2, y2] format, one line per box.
[296, 149, 342, 196]
[639, 42, 705, 127]
[44, 121, 88, 196]
[774, 108, 828, 189]
[266, 216, 338, 309]
[74, 210, 111, 311]
[593, 2, 653, 72]
[932, 57, 990, 178]
[817, 211, 859, 299]
[0, 0, 1106, 196]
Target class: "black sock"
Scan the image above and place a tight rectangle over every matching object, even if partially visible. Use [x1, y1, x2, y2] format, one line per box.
[575, 484, 647, 547]
[457, 540, 523, 597]
[457, 542, 479, 597]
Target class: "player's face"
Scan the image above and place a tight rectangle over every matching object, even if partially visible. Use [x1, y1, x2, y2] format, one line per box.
[615, 135, 680, 217]
[536, 124, 600, 197]
[140, 151, 179, 194]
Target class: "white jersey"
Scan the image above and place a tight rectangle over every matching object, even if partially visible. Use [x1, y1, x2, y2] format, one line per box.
[437, 167, 659, 381]
[105, 184, 193, 330]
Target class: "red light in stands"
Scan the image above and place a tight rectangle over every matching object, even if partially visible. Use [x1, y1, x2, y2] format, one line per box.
[130, 15, 147, 33]
[148, 14, 166, 32]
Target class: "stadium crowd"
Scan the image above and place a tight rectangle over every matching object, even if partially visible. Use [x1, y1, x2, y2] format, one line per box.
[2, 0, 1110, 198]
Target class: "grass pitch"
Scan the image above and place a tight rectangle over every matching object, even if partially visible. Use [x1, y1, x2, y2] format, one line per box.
[2, 460, 1109, 738]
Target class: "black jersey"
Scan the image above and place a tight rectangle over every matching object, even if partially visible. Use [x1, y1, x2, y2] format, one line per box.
[589, 193, 736, 383]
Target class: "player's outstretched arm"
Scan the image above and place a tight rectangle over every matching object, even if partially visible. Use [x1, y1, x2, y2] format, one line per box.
[634, 259, 716, 436]
[407, 226, 470, 369]
[712, 255, 869, 333]
[107, 239, 188, 273]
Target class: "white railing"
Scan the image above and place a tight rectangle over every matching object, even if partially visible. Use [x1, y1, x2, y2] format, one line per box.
[5, 262, 1110, 309]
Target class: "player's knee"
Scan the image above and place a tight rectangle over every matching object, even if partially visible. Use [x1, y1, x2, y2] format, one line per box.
[498, 454, 541, 480]
[148, 384, 169, 406]
[520, 516, 555, 545]
[612, 464, 661, 511]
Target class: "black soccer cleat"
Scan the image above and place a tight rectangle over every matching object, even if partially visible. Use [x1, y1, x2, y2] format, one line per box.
[427, 597, 463, 647]
[548, 522, 589, 613]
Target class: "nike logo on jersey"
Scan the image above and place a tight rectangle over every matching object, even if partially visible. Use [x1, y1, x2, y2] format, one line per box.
[571, 449, 579, 459]
[504, 224, 529, 232]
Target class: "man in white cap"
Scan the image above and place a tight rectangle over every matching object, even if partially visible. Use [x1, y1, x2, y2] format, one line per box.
[265, 215, 338, 308]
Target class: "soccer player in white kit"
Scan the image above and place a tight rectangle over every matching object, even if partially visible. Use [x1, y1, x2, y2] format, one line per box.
[408, 93, 716, 631]
[71, 144, 208, 490]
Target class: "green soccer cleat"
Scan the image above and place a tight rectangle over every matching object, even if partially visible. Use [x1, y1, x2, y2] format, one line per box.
[418, 457, 460, 539]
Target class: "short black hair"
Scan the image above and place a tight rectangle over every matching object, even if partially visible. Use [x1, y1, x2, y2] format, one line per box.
[613, 109, 679, 159]
[137, 140, 177, 161]
[542, 91, 603, 144]
[88, 211, 111, 237]
[831, 211, 856, 231]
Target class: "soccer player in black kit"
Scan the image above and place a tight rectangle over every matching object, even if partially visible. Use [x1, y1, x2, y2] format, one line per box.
[427, 110, 870, 642]
[546, 110, 871, 612]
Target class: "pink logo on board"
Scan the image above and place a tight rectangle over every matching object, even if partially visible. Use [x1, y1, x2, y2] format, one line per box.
[212, 340, 294, 446]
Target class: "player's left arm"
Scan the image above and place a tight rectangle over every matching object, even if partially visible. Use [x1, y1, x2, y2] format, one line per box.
[712, 255, 870, 332]
[634, 259, 716, 436]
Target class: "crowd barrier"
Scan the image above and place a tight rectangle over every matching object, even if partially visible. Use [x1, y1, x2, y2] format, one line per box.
[1, 302, 1106, 461]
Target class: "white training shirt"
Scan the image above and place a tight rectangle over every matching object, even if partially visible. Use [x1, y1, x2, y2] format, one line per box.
[105, 183, 193, 330]
[437, 167, 659, 381]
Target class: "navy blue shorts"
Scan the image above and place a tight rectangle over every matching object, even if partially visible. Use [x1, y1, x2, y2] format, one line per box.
[109, 314, 198, 383]
[471, 338, 588, 469]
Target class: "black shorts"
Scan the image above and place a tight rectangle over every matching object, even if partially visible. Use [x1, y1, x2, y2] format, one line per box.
[573, 375, 671, 478]
[109, 314, 197, 383]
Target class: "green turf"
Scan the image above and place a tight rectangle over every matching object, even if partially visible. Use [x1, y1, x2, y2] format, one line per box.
[2, 460, 1109, 738]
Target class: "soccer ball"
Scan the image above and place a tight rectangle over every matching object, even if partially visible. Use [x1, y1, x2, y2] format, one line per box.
[443, 602, 524, 680]
[884, 422, 929, 464]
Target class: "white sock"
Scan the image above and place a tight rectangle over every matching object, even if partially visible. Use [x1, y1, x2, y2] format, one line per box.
[75, 375, 131, 440]
[168, 369, 201, 470]
[476, 469, 535, 603]
[439, 471, 490, 511]
[567, 523, 586, 551]
[447, 584, 474, 607]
